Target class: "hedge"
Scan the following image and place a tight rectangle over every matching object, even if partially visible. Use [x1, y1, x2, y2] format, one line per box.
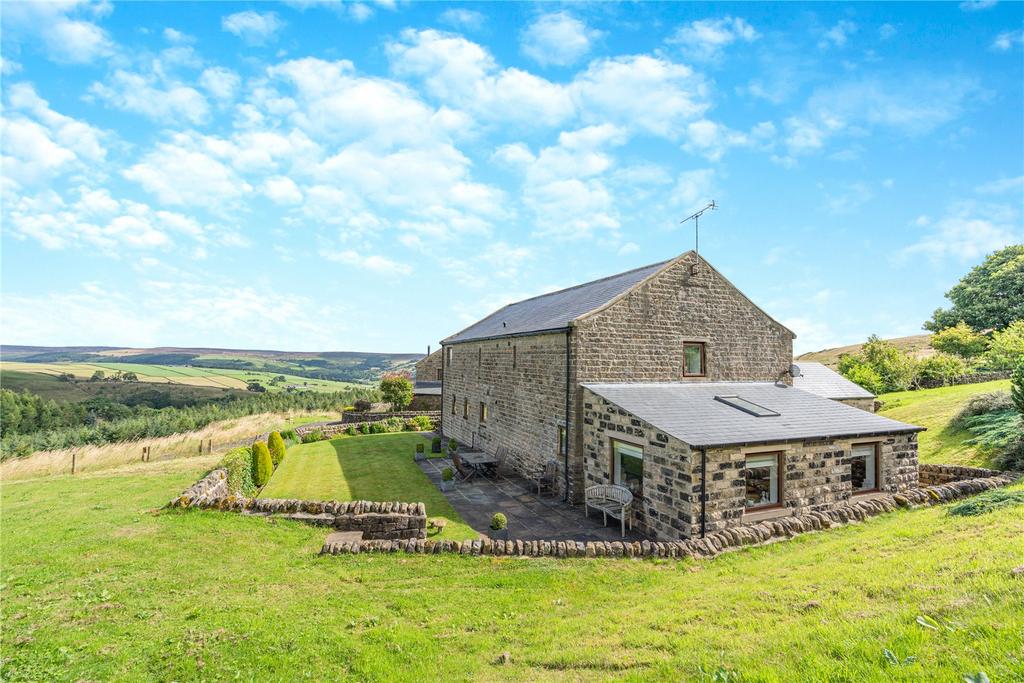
[268, 431, 287, 466]
[219, 446, 255, 496]
[253, 441, 273, 487]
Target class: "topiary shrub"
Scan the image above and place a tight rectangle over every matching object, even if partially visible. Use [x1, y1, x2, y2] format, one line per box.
[219, 446, 255, 496]
[490, 512, 507, 530]
[268, 431, 287, 466]
[253, 441, 273, 487]
[431, 436, 442, 453]
[353, 398, 373, 413]
[345, 425, 357, 436]
[448, 438, 457, 453]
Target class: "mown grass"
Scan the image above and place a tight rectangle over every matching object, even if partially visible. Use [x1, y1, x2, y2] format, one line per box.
[261, 433, 474, 540]
[878, 379, 1012, 467]
[2, 458, 1021, 682]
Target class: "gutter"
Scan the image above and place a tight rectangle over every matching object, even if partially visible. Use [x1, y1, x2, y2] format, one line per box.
[563, 328, 571, 502]
[442, 326, 570, 346]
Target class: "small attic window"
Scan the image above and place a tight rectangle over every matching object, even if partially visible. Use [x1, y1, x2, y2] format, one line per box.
[714, 395, 780, 417]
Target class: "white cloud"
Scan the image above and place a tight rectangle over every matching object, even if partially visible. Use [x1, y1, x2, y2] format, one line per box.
[784, 316, 841, 356]
[878, 23, 897, 40]
[669, 169, 716, 215]
[222, 11, 284, 45]
[667, 16, 758, 61]
[899, 201, 1022, 262]
[617, 242, 640, 255]
[992, 30, 1023, 51]
[320, 248, 412, 275]
[163, 27, 193, 43]
[682, 119, 773, 160]
[124, 137, 253, 208]
[1, 1, 115, 64]
[439, 8, 485, 30]
[262, 176, 303, 205]
[89, 69, 210, 124]
[975, 176, 1024, 194]
[520, 12, 602, 67]
[960, 0, 998, 10]
[819, 20, 857, 48]
[199, 67, 241, 101]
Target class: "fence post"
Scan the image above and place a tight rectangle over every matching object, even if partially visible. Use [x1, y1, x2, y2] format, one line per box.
[208, 438, 213, 453]
[71, 450, 76, 475]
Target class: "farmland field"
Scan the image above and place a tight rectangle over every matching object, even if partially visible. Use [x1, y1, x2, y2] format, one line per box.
[0, 361, 364, 395]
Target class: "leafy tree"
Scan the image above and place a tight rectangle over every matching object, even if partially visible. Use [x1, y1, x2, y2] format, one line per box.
[57, 372, 75, 382]
[983, 321, 1024, 370]
[915, 353, 967, 386]
[925, 245, 1024, 332]
[929, 322, 989, 358]
[246, 381, 267, 393]
[379, 372, 413, 411]
[1012, 359, 1024, 416]
[122, 372, 139, 382]
[253, 441, 273, 487]
[841, 363, 885, 395]
[267, 431, 286, 467]
[90, 370, 106, 382]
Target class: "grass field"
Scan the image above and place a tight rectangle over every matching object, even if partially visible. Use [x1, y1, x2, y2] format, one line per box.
[2, 457, 1021, 681]
[878, 379, 1012, 467]
[0, 361, 363, 395]
[262, 433, 475, 540]
[0, 368, 245, 404]
[798, 333, 935, 368]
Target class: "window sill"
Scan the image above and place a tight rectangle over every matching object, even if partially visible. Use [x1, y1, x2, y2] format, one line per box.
[851, 490, 885, 501]
[742, 506, 790, 522]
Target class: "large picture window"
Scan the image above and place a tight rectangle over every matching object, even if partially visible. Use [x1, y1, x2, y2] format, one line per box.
[683, 342, 705, 377]
[850, 443, 878, 492]
[612, 440, 643, 488]
[745, 453, 781, 509]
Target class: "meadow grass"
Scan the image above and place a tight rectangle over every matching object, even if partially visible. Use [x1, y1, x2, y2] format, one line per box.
[1, 459, 1020, 681]
[877, 380, 1012, 466]
[0, 411, 339, 481]
[261, 433, 475, 540]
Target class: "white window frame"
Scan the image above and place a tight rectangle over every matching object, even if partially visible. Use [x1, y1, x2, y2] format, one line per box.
[744, 452, 781, 509]
[611, 439, 643, 487]
[850, 443, 879, 492]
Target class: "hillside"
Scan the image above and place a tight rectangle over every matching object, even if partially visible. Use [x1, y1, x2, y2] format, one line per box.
[0, 345, 421, 384]
[798, 333, 935, 368]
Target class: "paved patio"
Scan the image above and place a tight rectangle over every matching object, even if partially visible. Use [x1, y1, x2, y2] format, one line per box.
[417, 457, 644, 542]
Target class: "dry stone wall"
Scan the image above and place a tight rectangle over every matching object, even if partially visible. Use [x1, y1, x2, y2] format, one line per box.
[918, 463, 1011, 486]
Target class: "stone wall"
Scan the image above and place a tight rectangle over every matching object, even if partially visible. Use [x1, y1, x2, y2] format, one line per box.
[916, 371, 1011, 390]
[580, 387, 920, 541]
[340, 411, 441, 425]
[415, 349, 444, 382]
[170, 479, 427, 540]
[321, 469, 1016, 558]
[918, 463, 1010, 486]
[836, 397, 877, 412]
[409, 394, 441, 411]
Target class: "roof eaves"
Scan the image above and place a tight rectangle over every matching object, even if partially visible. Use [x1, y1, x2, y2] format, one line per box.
[441, 326, 570, 346]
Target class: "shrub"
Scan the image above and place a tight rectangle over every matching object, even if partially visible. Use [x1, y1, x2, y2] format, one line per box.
[353, 398, 372, 412]
[432, 436, 442, 451]
[379, 372, 413, 411]
[915, 353, 967, 386]
[369, 421, 388, 434]
[345, 425, 357, 436]
[253, 441, 273, 487]
[407, 415, 434, 431]
[1012, 359, 1024, 415]
[951, 391, 1014, 428]
[280, 428, 297, 442]
[490, 512, 507, 530]
[447, 438, 457, 453]
[841, 362, 885, 395]
[219, 446, 255, 496]
[930, 322, 990, 358]
[962, 410, 1022, 453]
[992, 436, 1024, 471]
[984, 321, 1024, 370]
[301, 429, 325, 444]
[416, 442, 425, 453]
[948, 489, 1024, 517]
[382, 416, 406, 432]
[442, 467, 453, 481]
[268, 431, 287, 466]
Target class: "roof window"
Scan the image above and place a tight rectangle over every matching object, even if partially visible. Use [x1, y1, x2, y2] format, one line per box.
[714, 395, 780, 417]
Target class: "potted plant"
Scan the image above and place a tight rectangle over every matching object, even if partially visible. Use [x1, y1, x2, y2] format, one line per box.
[447, 438, 458, 455]
[440, 467, 454, 491]
[414, 442, 426, 462]
[489, 512, 508, 541]
[431, 436, 442, 453]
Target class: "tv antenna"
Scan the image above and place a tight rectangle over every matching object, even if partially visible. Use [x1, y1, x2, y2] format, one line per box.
[680, 200, 717, 274]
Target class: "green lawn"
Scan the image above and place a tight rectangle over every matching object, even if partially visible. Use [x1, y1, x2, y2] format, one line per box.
[261, 432, 475, 540]
[878, 379, 1012, 466]
[2, 460, 1021, 681]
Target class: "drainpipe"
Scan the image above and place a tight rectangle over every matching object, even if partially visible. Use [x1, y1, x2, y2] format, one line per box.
[699, 447, 707, 539]
[563, 329, 571, 502]
[439, 344, 445, 439]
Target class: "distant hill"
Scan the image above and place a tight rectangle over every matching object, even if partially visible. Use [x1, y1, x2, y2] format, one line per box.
[0, 345, 422, 384]
[797, 334, 935, 369]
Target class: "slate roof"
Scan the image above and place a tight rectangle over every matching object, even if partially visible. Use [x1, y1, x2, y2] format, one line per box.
[582, 382, 922, 449]
[793, 361, 875, 400]
[413, 381, 441, 396]
[441, 260, 671, 344]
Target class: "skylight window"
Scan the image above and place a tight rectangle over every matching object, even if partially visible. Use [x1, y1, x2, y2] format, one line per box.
[714, 395, 780, 417]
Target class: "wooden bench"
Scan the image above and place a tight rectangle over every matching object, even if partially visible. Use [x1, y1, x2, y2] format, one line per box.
[585, 485, 633, 538]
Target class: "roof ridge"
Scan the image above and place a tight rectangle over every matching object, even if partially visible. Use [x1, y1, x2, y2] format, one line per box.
[502, 258, 672, 308]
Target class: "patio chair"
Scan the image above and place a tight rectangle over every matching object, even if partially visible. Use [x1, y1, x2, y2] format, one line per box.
[487, 446, 508, 478]
[534, 459, 557, 497]
[450, 450, 476, 481]
[585, 485, 633, 538]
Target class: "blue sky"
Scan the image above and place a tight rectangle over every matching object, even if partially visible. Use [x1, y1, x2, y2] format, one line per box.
[1, 1, 1022, 354]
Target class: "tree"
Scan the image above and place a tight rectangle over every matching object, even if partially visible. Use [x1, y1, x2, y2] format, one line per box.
[253, 441, 273, 487]
[915, 353, 967, 386]
[57, 372, 74, 382]
[379, 372, 413, 411]
[246, 381, 267, 393]
[929, 322, 989, 358]
[90, 370, 106, 382]
[1012, 359, 1024, 416]
[860, 336, 918, 392]
[122, 372, 139, 382]
[925, 245, 1024, 332]
[267, 431, 286, 467]
[984, 320, 1024, 370]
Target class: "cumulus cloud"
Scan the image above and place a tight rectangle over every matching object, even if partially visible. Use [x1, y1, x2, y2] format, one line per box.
[899, 201, 1022, 262]
[2, 1, 115, 64]
[992, 30, 1023, 51]
[124, 137, 253, 208]
[222, 11, 284, 45]
[819, 20, 857, 48]
[199, 67, 241, 101]
[520, 12, 602, 67]
[975, 176, 1024, 194]
[439, 8, 485, 30]
[667, 16, 758, 61]
[89, 69, 210, 124]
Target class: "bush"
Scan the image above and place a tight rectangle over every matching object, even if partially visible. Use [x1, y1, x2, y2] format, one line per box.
[930, 322, 990, 358]
[345, 425, 357, 436]
[359, 423, 371, 435]
[268, 431, 287, 466]
[448, 438, 457, 453]
[490, 512, 507, 530]
[962, 410, 1022, 452]
[984, 321, 1024, 370]
[219, 446, 255, 496]
[948, 489, 1024, 517]
[442, 467, 453, 481]
[432, 436, 442, 451]
[915, 353, 967, 386]
[379, 372, 413, 411]
[416, 442, 425, 453]
[353, 398, 372, 412]
[301, 429, 325, 444]
[382, 416, 406, 432]
[1012, 358, 1024, 415]
[280, 428, 297, 442]
[951, 391, 1015, 428]
[407, 415, 434, 431]
[840, 361, 885, 395]
[253, 441, 273, 487]
[992, 436, 1024, 471]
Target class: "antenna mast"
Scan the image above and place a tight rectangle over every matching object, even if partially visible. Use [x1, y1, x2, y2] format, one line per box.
[680, 201, 717, 274]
